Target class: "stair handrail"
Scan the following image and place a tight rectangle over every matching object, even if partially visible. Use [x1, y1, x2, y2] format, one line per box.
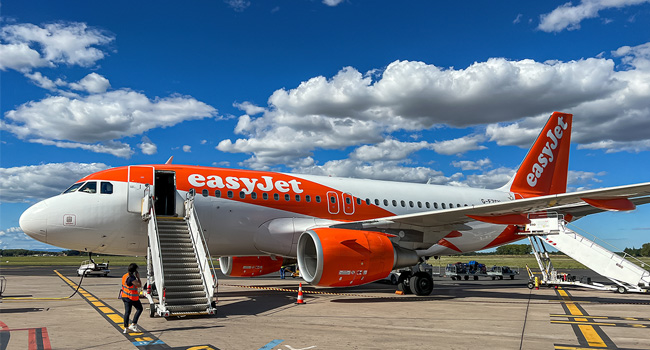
[184, 190, 217, 303]
[142, 185, 166, 313]
[565, 221, 650, 271]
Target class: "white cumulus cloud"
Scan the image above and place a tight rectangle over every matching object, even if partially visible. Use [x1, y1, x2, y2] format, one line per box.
[0, 162, 110, 203]
[0, 22, 114, 72]
[538, 0, 650, 33]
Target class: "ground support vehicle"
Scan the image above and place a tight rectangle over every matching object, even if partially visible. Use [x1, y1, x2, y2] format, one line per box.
[487, 266, 519, 280]
[77, 259, 110, 277]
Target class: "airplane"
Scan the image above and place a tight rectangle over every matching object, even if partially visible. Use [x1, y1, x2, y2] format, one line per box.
[19, 112, 650, 295]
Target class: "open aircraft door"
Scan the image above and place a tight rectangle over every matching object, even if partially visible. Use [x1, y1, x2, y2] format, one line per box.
[127, 166, 155, 213]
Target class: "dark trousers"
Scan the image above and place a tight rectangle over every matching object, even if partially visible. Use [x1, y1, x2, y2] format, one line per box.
[122, 298, 143, 327]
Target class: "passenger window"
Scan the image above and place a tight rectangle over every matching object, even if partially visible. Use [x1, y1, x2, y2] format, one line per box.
[239, 191, 245, 199]
[274, 193, 279, 200]
[400, 200, 405, 207]
[79, 182, 97, 194]
[449, 203, 453, 208]
[356, 198, 361, 205]
[330, 196, 336, 204]
[346, 197, 351, 205]
[442, 203, 446, 209]
[215, 190, 221, 198]
[384, 199, 389, 206]
[316, 196, 321, 203]
[251, 192, 257, 199]
[457, 203, 461, 208]
[63, 182, 84, 194]
[285, 194, 290, 201]
[366, 198, 371, 205]
[392, 200, 397, 207]
[100, 182, 113, 194]
[295, 195, 301, 202]
[434, 202, 439, 209]
[409, 201, 414, 208]
[417, 201, 422, 208]
[202, 189, 209, 197]
[375, 199, 380, 205]
[227, 191, 233, 198]
[263, 192, 268, 200]
[426, 202, 431, 209]
[306, 195, 311, 202]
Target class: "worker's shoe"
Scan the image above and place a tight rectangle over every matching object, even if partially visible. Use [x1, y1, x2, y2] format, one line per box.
[123, 327, 129, 334]
[128, 324, 139, 332]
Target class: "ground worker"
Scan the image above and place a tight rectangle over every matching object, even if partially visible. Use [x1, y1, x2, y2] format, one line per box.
[120, 263, 143, 333]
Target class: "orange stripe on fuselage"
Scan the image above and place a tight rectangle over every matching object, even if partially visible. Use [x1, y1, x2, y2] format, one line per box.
[81, 165, 396, 221]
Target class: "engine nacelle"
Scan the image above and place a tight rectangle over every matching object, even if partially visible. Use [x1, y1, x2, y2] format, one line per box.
[219, 256, 284, 277]
[297, 228, 419, 287]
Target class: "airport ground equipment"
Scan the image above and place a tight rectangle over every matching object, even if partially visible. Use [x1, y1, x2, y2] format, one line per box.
[522, 213, 650, 293]
[142, 187, 217, 317]
[443, 262, 519, 280]
[77, 259, 110, 277]
[0, 276, 5, 296]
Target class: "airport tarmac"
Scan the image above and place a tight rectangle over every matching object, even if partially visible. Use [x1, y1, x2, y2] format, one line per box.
[1, 266, 649, 350]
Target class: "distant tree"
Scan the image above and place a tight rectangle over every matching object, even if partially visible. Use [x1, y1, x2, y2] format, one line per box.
[495, 244, 532, 255]
[624, 247, 641, 256]
[640, 243, 650, 257]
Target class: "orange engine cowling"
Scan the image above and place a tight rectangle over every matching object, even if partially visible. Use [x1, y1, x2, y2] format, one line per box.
[297, 228, 417, 287]
[219, 256, 284, 277]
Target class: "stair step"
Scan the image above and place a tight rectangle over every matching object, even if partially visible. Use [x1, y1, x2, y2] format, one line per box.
[166, 304, 210, 313]
[162, 260, 199, 266]
[166, 290, 206, 298]
[166, 278, 203, 286]
[165, 285, 204, 292]
[165, 297, 208, 305]
[165, 273, 202, 280]
[164, 267, 200, 274]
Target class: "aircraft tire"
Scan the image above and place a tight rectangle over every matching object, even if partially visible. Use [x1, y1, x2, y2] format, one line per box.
[149, 304, 155, 318]
[617, 286, 626, 294]
[409, 272, 433, 296]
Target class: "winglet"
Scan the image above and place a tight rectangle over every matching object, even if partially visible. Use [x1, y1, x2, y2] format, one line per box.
[508, 112, 573, 198]
[165, 156, 174, 165]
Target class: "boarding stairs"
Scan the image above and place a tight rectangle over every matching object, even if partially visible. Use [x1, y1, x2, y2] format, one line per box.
[522, 213, 650, 293]
[142, 186, 217, 317]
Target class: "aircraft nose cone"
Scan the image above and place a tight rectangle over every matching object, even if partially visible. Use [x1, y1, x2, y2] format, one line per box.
[19, 200, 49, 242]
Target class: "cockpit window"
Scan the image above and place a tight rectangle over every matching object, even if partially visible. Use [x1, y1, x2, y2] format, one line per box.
[63, 182, 84, 194]
[100, 182, 113, 194]
[79, 182, 97, 194]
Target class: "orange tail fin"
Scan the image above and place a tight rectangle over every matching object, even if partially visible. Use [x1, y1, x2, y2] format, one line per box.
[507, 112, 573, 198]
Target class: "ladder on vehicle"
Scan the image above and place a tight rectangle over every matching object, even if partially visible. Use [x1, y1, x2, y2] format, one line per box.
[142, 186, 217, 317]
[522, 213, 650, 293]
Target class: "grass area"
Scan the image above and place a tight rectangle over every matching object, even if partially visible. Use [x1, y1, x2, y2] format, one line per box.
[1, 254, 648, 271]
[0, 255, 147, 267]
[428, 255, 650, 270]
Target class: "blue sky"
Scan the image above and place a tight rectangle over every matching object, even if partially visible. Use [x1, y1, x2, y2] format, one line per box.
[1, 0, 650, 251]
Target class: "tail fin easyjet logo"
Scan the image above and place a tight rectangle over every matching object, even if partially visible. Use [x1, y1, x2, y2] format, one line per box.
[526, 116, 569, 187]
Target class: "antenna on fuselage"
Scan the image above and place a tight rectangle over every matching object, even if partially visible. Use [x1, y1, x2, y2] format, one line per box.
[165, 156, 174, 164]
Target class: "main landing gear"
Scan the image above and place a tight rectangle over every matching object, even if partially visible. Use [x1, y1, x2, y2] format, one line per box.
[396, 264, 434, 296]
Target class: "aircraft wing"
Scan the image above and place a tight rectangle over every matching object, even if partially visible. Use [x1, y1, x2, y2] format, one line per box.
[331, 182, 650, 245]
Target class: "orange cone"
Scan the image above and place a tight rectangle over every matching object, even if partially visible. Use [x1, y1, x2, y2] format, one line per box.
[296, 283, 306, 304]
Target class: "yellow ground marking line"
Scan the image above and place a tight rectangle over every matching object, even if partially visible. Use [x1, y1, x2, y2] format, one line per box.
[551, 321, 617, 326]
[556, 288, 607, 348]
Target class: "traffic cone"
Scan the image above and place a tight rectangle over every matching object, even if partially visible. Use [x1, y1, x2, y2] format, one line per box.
[296, 283, 306, 304]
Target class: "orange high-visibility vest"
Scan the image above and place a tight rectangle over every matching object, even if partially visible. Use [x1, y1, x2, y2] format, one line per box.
[121, 273, 139, 301]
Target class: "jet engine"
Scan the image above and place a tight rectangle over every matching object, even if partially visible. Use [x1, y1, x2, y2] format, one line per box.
[296, 228, 419, 287]
[219, 256, 284, 277]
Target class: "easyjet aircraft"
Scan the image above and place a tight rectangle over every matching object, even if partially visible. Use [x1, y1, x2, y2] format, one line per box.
[20, 112, 650, 295]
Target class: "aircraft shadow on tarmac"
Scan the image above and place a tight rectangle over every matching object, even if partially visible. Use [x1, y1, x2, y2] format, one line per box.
[0, 307, 46, 313]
